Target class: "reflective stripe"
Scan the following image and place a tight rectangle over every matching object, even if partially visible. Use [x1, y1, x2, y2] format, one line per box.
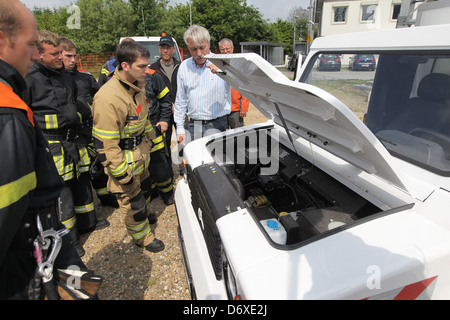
[109, 160, 128, 177]
[151, 135, 165, 152]
[0, 171, 36, 210]
[127, 221, 151, 240]
[155, 178, 173, 193]
[122, 117, 147, 137]
[145, 123, 154, 134]
[61, 216, 76, 229]
[92, 126, 120, 140]
[157, 87, 170, 100]
[96, 187, 109, 196]
[52, 148, 75, 181]
[45, 114, 58, 129]
[74, 202, 95, 214]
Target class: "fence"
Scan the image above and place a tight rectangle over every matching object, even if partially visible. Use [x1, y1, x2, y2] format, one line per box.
[76, 53, 114, 78]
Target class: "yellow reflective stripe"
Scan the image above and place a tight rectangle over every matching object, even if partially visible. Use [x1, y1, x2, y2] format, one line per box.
[0, 172, 36, 210]
[151, 135, 165, 153]
[145, 123, 154, 134]
[127, 222, 151, 240]
[45, 114, 58, 129]
[75, 202, 95, 214]
[109, 160, 128, 177]
[121, 118, 147, 137]
[101, 68, 109, 76]
[152, 135, 164, 144]
[96, 187, 109, 196]
[61, 216, 76, 229]
[157, 87, 169, 100]
[125, 150, 134, 164]
[77, 112, 82, 122]
[92, 126, 120, 140]
[155, 177, 172, 187]
[78, 147, 91, 167]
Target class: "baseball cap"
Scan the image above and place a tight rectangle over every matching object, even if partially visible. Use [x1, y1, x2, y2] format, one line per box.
[159, 33, 174, 47]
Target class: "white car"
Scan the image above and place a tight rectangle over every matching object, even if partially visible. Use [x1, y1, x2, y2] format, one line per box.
[120, 35, 182, 65]
[175, 22, 450, 300]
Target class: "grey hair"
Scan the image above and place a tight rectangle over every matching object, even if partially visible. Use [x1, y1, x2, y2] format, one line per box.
[183, 24, 210, 46]
[219, 38, 233, 48]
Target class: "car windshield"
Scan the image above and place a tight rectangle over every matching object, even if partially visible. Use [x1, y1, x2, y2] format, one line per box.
[137, 40, 181, 65]
[300, 52, 450, 175]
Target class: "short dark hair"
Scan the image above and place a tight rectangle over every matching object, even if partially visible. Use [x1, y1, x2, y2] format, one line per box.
[37, 29, 60, 53]
[116, 41, 150, 70]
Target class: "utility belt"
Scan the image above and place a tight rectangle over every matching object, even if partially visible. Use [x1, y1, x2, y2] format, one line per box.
[189, 114, 227, 125]
[119, 132, 145, 150]
[10, 205, 61, 250]
[42, 128, 77, 142]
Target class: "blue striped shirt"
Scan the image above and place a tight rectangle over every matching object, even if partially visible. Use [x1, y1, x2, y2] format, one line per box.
[174, 57, 231, 134]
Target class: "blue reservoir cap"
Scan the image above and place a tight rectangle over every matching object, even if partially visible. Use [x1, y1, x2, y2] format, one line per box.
[267, 220, 279, 230]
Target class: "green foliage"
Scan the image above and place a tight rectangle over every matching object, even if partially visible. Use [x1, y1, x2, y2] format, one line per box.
[32, 0, 305, 54]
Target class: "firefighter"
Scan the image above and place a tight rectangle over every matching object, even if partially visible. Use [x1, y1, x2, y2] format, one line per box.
[23, 30, 108, 257]
[60, 36, 118, 208]
[92, 40, 165, 253]
[0, 0, 87, 299]
[146, 68, 174, 205]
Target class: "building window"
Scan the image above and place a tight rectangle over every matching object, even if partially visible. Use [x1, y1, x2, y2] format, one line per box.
[392, 4, 401, 20]
[334, 7, 347, 22]
[361, 4, 377, 21]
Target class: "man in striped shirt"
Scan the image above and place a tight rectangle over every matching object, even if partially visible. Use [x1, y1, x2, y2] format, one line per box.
[174, 25, 231, 145]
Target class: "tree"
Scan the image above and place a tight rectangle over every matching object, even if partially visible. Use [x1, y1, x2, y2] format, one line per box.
[128, 0, 169, 37]
[34, 0, 135, 53]
[172, 0, 276, 51]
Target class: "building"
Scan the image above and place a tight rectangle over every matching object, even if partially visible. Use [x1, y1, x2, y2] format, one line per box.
[320, 0, 403, 36]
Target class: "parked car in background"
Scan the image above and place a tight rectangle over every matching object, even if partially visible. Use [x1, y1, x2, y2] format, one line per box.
[349, 54, 376, 71]
[317, 54, 341, 71]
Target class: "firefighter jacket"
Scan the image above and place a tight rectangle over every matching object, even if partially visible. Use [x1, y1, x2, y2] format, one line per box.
[150, 58, 180, 104]
[24, 62, 89, 180]
[146, 69, 172, 131]
[92, 70, 157, 187]
[98, 58, 116, 86]
[68, 65, 100, 147]
[0, 60, 65, 299]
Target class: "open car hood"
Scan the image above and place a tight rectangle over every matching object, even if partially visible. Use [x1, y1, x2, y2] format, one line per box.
[207, 53, 412, 194]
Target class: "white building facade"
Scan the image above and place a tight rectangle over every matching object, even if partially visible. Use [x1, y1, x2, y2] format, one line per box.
[321, 0, 403, 36]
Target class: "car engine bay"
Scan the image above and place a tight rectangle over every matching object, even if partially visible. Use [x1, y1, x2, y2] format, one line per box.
[197, 128, 381, 248]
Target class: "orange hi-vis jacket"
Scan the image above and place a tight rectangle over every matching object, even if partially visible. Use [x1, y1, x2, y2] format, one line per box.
[231, 87, 249, 113]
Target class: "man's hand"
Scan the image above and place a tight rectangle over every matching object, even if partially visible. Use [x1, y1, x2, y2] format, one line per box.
[177, 133, 186, 145]
[156, 121, 168, 133]
[207, 63, 220, 74]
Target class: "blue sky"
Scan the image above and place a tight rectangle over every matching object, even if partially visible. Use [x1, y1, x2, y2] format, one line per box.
[21, 0, 311, 23]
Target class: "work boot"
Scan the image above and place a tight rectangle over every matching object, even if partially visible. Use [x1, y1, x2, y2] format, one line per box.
[148, 213, 158, 225]
[163, 194, 174, 206]
[143, 238, 165, 253]
[79, 218, 110, 235]
[75, 241, 85, 257]
[95, 218, 110, 230]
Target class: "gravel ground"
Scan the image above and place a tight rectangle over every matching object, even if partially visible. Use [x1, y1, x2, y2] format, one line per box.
[78, 83, 279, 300]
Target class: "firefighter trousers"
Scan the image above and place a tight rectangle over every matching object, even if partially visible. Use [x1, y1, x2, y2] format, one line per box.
[59, 172, 97, 244]
[149, 135, 173, 203]
[109, 168, 155, 247]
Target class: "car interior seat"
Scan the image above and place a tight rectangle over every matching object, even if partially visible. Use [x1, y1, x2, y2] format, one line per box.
[387, 73, 450, 136]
